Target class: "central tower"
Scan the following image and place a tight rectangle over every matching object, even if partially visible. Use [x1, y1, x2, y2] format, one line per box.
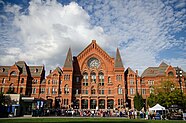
[71, 40, 125, 110]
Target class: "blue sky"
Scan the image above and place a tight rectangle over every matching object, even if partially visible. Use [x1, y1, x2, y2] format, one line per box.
[0, 0, 186, 74]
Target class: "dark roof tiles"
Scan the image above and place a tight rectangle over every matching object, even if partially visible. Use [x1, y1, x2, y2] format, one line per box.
[115, 48, 124, 68]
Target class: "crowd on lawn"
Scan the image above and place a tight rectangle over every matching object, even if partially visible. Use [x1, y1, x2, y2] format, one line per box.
[32, 108, 165, 120]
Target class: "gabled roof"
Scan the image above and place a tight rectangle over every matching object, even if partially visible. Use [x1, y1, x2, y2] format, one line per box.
[15, 61, 28, 76]
[47, 67, 62, 77]
[141, 67, 159, 78]
[158, 62, 168, 76]
[126, 67, 135, 73]
[29, 66, 44, 77]
[115, 48, 123, 68]
[0, 66, 11, 76]
[77, 40, 113, 61]
[141, 62, 175, 78]
[63, 48, 73, 68]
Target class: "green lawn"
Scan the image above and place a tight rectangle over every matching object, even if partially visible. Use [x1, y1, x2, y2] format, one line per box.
[0, 117, 185, 123]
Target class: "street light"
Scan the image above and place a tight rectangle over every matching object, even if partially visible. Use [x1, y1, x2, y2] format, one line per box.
[176, 67, 183, 93]
[176, 67, 183, 110]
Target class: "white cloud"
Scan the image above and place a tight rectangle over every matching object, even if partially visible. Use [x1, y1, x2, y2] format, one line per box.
[0, 0, 186, 75]
[79, 0, 186, 74]
[0, 0, 108, 72]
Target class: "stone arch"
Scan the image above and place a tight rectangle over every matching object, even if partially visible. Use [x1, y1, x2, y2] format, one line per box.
[168, 71, 174, 77]
[10, 71, 17, 76]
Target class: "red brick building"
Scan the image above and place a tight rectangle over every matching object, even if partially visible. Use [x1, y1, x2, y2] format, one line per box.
[1, 40, 186, 111]
[125, 62, 186, 109]
[45, 40, 125, 110]
[0, 61, 45, 98]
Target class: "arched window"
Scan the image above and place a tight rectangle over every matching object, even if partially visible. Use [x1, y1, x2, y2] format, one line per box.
[64, 84, 69, 94]
[83, 72, 88, 86]
[91, 72, 96, 83]
[91, 86, 96, 95]
[168, 71, 174, 77]
[10, 71, 17, 76]
[118, 85, 122, 94]
[99, 72, 104, 86]
[108, 76, 111, 83]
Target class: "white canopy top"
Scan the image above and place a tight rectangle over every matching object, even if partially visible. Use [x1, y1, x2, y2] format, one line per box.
[149, 104, 166, 111]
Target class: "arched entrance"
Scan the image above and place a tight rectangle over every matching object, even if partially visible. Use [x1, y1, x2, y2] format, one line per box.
[74, 99, 79, 109]
[99, 99, 105, 109]
[81, 99, 88, 109]
[107, 99, 114, 109]
[90, 99, 97, 109]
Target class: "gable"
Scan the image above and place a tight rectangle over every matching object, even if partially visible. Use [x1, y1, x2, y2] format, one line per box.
[77, 40, 114, 69]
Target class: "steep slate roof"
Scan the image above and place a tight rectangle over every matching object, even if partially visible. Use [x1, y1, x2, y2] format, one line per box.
[127, 67, 134, 73]
[47, 67, 62, 77]
[64, 48, 73, 68]
[141, 62, 173, 78]
[15, 61, 28, 76]
[158, 62, 168, 76]
[115, 48, 124, 68]
[141, 67, 159, 78]
[77, 40, 113, 60]
[0, 66, 11, 76]
[29, 66, 43, 77]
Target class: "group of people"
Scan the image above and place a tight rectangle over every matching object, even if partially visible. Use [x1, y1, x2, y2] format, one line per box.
[33, 108, 164, 120]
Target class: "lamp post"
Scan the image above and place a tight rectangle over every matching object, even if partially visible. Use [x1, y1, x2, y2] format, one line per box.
[176, 67, 183, 110]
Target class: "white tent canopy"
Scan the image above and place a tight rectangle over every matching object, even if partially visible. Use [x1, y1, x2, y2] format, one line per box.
[149, 104, 166, 111]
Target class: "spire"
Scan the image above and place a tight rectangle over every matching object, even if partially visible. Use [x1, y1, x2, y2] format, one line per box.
[159, 62, 168, 67]
[115, 48, 123, 68]
[64, 48, 73, 68]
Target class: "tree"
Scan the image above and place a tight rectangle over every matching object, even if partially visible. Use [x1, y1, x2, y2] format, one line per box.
[147, 80, 186, 108]
[147, 93, 157, 107]
[134, 92, 144, 111]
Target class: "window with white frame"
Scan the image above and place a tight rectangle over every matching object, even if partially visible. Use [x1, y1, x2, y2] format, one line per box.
[64, 84, 69, 94]
[148, 80, 154, 85]
[32, 88, 36, 94]
[130, 88, 134, 95]
[40, 88, 45, 94]
[91, 72, 96, 83]
[99, 88, 104, 95]
[52, 87, 56, 94]
[116, 75, 122, 81]
[142, 88, 146, 95]
[108, 77, 112, 83]
[99, 72, 104, 86]
[118, 85, 122, 94]
[83, 73, 88, 86]
[130, 79, 134, 85]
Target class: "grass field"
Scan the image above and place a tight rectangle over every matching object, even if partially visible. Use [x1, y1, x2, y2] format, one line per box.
[0, 117, 185, 123]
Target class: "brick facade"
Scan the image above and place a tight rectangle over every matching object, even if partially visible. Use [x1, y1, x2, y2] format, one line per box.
[0, 40, 186, 110]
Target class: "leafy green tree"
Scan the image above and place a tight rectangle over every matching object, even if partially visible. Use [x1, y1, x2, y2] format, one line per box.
[134, 92, 144, 111]
[147, 93, 157, 107]
[147, 80, 186, 108]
